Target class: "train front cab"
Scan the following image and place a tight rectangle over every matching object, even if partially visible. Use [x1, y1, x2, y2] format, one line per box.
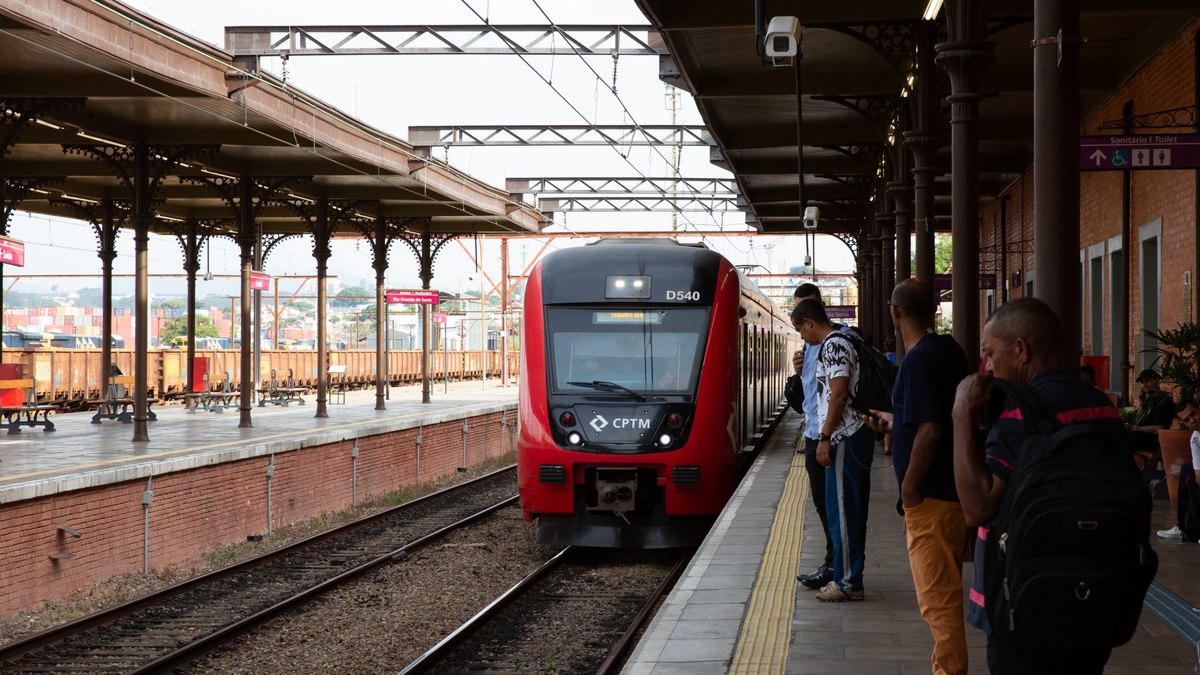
[518, 240, 794, 549]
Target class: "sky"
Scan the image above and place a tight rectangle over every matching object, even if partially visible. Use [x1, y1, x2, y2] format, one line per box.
[6, 0, 856, 302]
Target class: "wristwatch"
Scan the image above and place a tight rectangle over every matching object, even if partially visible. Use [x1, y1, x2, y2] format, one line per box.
[818, 433, 832, 442]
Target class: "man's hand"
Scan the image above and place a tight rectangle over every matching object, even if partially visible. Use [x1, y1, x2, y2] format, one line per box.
[792, 349, 804, 375]
[816, 440, 831, 466]
[862, 410, 892, 434]
[953, 371, 995, 423]
[901, 484, 924, 509]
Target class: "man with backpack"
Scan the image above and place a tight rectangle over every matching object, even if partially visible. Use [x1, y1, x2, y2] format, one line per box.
[792, 298, 876, 602]
[785, 283, 842, 591]
[952, 297, 1156, 673]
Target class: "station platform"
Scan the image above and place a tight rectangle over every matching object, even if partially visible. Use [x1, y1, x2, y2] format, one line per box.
[624, 412, 1200, 674]
[0, 379, 518, 615]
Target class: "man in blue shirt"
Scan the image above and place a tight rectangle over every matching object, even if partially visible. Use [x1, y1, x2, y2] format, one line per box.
[787, 283, 837, 589]
[952, 297, 1123, 674]
[867, 279, 969, 674]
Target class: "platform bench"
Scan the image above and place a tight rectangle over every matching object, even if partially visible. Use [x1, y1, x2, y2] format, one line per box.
[194, 370, 240, 413]
[91, 374, 159, 424]
[0, 377, 59, 434]
[258, 368, 306, 407]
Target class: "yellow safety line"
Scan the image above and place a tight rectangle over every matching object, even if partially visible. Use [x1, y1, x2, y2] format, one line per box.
[729, 448, 808, 674]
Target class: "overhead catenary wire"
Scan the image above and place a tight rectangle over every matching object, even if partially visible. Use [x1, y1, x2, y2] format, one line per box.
[456, 0, 741, 249]
[6, 4, 538, 238]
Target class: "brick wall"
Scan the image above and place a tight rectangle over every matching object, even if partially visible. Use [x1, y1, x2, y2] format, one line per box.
[0, 408, 517, 616]
[978, 19, 1199, 399]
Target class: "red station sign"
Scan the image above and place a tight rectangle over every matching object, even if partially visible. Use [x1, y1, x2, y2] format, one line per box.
[432, 313, 449, 324]
[249, 270, 271, 291]
[0, 235, 26, 267]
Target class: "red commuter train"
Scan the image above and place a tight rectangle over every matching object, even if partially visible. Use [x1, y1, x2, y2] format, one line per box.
[518, 239, 800, 548]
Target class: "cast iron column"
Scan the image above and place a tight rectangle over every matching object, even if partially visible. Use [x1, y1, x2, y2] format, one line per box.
[889, 176, 913, 357]
[132, 144, 151, 442]
[238, 177, 255, 428]
[938, 0, 994, 369]
[99, 200, 118, 405]
[420, 232, 434, 405]
[906, 20, 942, 285]
[372, 217, 388, 411]
[313, 200, 331, 418]
[183, 221, 200, 394]
[1033, 0, 1081, 366]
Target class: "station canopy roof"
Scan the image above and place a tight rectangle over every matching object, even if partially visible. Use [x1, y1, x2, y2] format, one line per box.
[0, 0, 550, 238]
[634, 0, 1198, 234]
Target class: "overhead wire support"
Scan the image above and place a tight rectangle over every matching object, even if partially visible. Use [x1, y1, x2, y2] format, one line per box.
[224, 25, 663, 58]
[408, 125, 712, 147]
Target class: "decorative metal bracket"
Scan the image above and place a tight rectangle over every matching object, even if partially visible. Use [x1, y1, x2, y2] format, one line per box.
[1098, 105, 1197, 132]
[63, 145, 217, 195]
[0, 98, 85, 157]
[2, 177, 65, 232]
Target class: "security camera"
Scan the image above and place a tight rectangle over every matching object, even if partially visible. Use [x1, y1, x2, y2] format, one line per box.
[765, 16, 801, 66]
[803, 206, 820, 230]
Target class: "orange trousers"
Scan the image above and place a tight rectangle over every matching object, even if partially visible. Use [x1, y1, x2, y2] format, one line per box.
[904, 497, 968, 675]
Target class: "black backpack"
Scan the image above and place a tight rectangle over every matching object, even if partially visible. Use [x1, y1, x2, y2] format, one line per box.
[984, 379, 1158, 661]
[822, 331, 897, 414]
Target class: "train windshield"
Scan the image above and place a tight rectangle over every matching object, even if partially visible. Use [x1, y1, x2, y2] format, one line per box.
[547, 307, 709, 394]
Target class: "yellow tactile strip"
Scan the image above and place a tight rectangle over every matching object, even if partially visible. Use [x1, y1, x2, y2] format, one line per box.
[729, 448, 808, 674]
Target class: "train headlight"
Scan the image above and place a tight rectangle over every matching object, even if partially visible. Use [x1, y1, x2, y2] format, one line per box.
[657, 433, 673, 448]
[567, 431, 584, 446]
[606, 275, 651, 299]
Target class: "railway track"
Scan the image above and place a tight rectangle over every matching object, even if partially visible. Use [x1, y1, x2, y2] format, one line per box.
[401, 546, 690, 674]
[0, 466, 518, 674]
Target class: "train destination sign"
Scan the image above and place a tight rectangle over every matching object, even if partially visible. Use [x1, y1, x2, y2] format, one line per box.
[249, 270, 270, 291]
[386, 289, 439, 304]
[1079, 134, 1200, 171]
[0, 235, 26, 267]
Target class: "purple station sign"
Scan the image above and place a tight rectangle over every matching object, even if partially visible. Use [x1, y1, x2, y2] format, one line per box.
[825, 305, 857, 320]
[933, 273, 997, 290]
[386, 289, 439, 305]
[0, 235, 26, 267]
[1080, 134, 1200, 171]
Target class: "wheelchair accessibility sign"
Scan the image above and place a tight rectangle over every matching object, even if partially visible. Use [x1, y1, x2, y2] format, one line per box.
[1080, 135, 1198, 171]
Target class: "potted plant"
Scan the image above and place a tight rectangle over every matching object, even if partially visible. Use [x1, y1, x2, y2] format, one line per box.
[1143, 322, 1200, 506]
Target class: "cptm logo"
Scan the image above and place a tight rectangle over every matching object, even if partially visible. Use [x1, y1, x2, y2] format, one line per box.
[590, 414, 651, 433]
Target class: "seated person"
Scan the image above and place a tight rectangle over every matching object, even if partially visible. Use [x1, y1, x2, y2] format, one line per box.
[1157, 399, 1200, 542]
[1126, 369, 1176, 454]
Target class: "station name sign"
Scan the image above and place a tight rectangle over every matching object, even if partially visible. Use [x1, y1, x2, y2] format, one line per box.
[934, 273, 997, 290]
[1079, 134, 1200, 171]
[249, 270, 271, 291]
[386, 289, 439, 305]
[825, 305, 857, 320]
[0, 235, 26, 267]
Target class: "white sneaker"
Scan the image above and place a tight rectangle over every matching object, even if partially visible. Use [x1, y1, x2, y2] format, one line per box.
[1157, 525, 1183, 540]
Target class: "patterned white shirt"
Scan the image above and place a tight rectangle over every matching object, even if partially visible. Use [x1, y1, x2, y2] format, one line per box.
[815, 331, 864, 444]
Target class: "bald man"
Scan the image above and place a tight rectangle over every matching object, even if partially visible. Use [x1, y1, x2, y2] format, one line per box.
[869, 279, 969, 675]
[952, 297, 1124, 674]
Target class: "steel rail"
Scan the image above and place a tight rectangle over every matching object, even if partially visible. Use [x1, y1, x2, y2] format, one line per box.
[398, 547, 574, 674]
[596, 553, 691, 675]
[0, 465, 516, 670]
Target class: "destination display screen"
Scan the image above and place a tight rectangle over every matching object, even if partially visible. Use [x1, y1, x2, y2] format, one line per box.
[593, 311, 664, 325]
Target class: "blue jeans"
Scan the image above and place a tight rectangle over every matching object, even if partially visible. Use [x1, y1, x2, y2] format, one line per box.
[825, 424, 874, 592]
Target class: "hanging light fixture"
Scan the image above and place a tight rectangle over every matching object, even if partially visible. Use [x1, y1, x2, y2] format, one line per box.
[203, 242, 214, 281]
